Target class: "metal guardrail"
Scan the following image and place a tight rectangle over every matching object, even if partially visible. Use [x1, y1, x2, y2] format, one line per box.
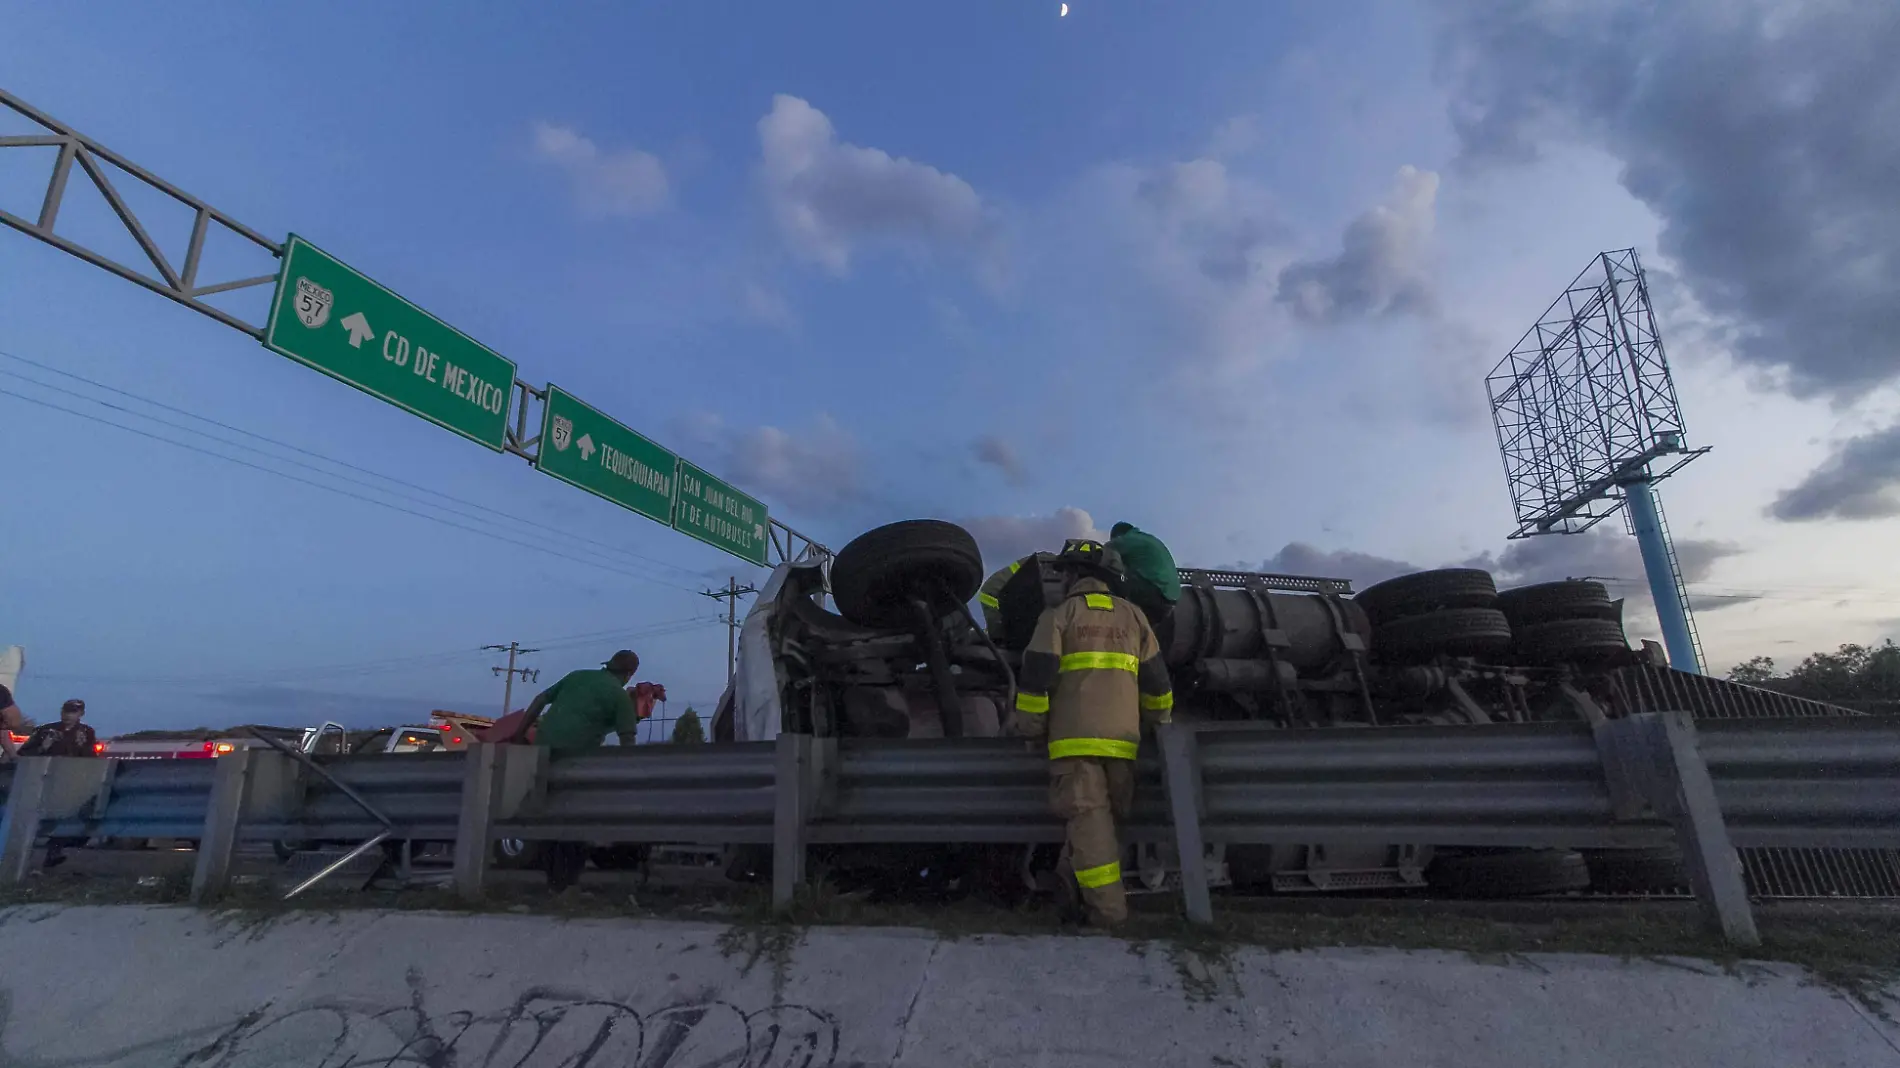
[1614, 664, 1858, 719]
[3, 713, 1898, 946]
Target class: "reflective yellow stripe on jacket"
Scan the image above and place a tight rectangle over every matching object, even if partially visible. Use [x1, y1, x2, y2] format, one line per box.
[1015, 692, 1049, 714]
[977, 559, 1023, 609]
[1049, 737, 1139, 760]
[1075, 860, 1123, 889]
[1059, 651, 1140, 674]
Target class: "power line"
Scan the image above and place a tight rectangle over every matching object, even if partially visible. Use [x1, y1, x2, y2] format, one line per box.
[0, 351, 705, 584]
[28, 615, 723, 685]
[0, 383, 706, 592]
[701, 576, 757, 682]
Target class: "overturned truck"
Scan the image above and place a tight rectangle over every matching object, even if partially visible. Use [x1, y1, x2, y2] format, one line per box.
[715, 519, 1711, 896]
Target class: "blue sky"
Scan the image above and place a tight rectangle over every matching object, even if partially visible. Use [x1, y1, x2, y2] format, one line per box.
[5, 2, 1900, 735]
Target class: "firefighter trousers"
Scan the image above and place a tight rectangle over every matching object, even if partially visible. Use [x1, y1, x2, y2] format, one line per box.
[1049, 756, 1135, 924]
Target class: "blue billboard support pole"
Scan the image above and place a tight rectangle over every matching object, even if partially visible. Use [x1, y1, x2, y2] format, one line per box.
[1621, 476, 1702, 674]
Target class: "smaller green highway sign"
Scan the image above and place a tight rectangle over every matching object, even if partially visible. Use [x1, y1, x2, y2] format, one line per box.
[263, 235, 516, 450]
[675, 459, 769, 565]
[536, 385, 678, 524]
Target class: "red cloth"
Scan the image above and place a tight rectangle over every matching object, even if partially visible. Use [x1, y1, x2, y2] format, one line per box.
[631, 682, 667, 720]
[476, 708, 536, 745]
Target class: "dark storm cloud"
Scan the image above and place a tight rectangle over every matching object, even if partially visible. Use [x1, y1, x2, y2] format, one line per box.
[1769, 424, 1900, 520]
[972, 435, 1028, 486]
[1465, 528, 1741, 589]
[1257, 543, 1420, 590]
[1435, 1, 1900, 400]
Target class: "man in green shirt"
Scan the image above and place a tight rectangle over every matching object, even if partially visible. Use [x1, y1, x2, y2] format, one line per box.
[524, 650, 645, 756]
[1106, 522, 1182, 631]
[521, 649, 644, 889]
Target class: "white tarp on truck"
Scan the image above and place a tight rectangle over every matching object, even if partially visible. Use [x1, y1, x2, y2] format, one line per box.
[715, 563, 812, 742]
[0, 645, 21, 693]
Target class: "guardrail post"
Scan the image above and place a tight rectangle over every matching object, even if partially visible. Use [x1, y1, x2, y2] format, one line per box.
[192, 748, 255, 903]
[1605, 711, 1759, 946]
[773, 733, 813, 911]
[0, 757, 51, 884]
[454, 744, 503, 899]
[1157, 725, 1213, 925]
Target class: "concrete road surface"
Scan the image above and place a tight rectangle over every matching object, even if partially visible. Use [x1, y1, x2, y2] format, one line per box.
[0, 904, 1894, 1067]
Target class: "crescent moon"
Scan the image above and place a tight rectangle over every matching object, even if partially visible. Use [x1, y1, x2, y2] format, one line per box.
[1060, 3, 1069, 15]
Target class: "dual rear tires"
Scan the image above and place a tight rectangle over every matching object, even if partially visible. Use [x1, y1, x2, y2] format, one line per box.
[1358, 571, 1629, 664]
[1357, 570, 1510, 663]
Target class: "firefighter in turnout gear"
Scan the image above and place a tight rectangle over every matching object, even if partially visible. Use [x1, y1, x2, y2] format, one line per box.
[1011, 539, 1174, 926]
[976, 556, 1030, 639]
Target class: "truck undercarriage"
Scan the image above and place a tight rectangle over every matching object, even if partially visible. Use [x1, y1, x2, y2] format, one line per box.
[712, 519, 1791, 901]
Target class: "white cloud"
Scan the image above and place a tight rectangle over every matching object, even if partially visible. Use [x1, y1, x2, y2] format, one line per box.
[1206, 115, 1263, 159]
[757, 94, 993, 275]
[1065, 155, 1442, 379]
[1081, 155, 1295, 372]
[958, 507, 1102, 569]
[680, 411, 860, 514]
[531, 121, 669, 219]
[739, 280, 796, 331]
[1277, 165, 1439, 323]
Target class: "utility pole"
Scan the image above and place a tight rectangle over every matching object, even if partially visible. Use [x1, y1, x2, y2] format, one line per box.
[700, 577, 757, 681]
[483, 642, 540, 718]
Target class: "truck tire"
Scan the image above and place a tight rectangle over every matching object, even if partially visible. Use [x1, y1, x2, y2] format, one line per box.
[1428, 849, 1590, 897]
[1582, 846, 1686, 894]
[492, 838, 545, 870]
[831, 520, 984, 629]
[588, 844, 651, 871]
[1498, 581, 1614, 626]
[1354, 569, 1498, 626]
[1373, 607, 1513, 661]
[1514, 618, 1629, 664]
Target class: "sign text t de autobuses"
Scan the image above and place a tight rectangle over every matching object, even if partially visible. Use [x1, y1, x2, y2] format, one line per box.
[679, 468, 756, 527]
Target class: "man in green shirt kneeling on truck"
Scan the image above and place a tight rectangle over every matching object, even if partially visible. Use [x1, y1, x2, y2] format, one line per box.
[1106, 521, 1181, 631]
[522, 649, 647, 889]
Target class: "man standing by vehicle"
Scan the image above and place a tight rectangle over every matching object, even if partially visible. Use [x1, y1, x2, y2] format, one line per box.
[1106, 521, 1181, 632]
[1010, 541, 1174, 927]
[20, 700, 99, 868]
[0, 682, 24, 760]
[518, 650, 648, 889]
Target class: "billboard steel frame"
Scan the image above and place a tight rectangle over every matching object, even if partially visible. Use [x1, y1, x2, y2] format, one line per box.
[1486, 249, 1708, 673]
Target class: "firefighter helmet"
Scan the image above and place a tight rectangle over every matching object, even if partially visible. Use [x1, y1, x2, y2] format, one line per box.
[1058, 538, 1125, 581]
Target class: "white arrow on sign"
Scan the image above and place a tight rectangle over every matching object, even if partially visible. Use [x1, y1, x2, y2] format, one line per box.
[576, 433, 596, 461]
[340, 312, 375, 348]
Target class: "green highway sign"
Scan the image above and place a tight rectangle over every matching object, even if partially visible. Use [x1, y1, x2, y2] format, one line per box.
[263, 235, 515, 451]
[535, 385, 678, 524]
[675, 459, 769, 565]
